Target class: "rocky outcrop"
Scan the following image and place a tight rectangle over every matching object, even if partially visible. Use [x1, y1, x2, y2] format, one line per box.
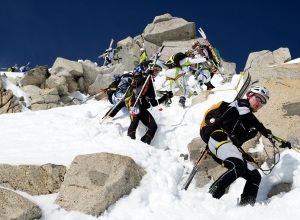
[0, 78, 23, 114]
[244, 48, 291, 71]
[56, 153, 145, 216]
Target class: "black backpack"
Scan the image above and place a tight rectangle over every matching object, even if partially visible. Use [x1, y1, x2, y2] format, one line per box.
[200, 101, 230, 143]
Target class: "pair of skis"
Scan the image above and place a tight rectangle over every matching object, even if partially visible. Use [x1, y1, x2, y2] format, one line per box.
[181, 71, 258, 190]
[198, 27, 228, 83]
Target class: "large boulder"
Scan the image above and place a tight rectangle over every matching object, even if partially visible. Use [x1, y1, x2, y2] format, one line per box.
[82, 60, 103, 92]
[244, 48, 291, 71]
[50, 57, 83, 78]
[20, 66, 50, 87]
[45, 75, 68, 95]
[0, 163, 66, 195]
[56, 152, 145, 216]
[0, 188, 42, 220]
[144, 13, 197, 46]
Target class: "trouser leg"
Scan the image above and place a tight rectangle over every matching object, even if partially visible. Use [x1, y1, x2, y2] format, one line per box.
[127, 114, 140, 139]
[104, 100, 125, 118]
[209, 157, 246, 199]
[239, 169, 261, 206]
[140, 111, 157, 144]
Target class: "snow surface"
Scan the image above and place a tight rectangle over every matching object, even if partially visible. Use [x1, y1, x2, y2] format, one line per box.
[1, 68, 300, 220]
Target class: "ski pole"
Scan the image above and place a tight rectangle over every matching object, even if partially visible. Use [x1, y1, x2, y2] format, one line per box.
[80, 88, 108, 104]
[132, 74, 151, 108]
[150, 75, 163, 111]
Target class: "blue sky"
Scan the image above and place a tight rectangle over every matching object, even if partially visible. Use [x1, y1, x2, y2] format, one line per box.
[0, 0, 299, 72]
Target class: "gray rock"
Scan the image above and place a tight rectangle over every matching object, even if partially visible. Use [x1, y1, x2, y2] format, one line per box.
[0, 163, 66, 195]
[50, 57, 83, 78]
[56, 152, 145, 216]
[0, 188, 42, 220]
[20, 66, 50, 87]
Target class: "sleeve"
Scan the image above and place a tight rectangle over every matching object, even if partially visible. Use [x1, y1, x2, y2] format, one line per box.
[148, 95, 168, 107]
[139, 52, 147, 64]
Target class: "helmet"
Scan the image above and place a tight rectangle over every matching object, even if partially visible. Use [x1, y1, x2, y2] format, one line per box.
[248, 86, 270, 103]
[140, 47, 145, 52]
[148, 60, 163, 71]
[192, 41, 200, 49]
[185, 49, 194, 57]
[134, 65, 145, 73]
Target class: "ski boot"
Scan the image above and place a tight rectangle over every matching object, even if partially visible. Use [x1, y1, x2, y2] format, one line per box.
[179, 96, 186, 108]
[205, 81, 215, 90]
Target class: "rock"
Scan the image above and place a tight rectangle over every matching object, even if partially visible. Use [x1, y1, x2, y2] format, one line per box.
[0, 188, 42, 220]
[0, 163, 66, 195]
[56, 152, 145, 216]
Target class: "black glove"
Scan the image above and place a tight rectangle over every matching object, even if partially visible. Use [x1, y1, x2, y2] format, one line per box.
[261, 128, 273, 139]
[145, 69, 154, 76]
[280, 141, 292, 149]
[167, 91, 173, 99]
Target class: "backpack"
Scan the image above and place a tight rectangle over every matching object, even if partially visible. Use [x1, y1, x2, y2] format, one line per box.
[107, 73, 133, 104]
[164, 52, 187, 68]
[200, 101, 230, 143]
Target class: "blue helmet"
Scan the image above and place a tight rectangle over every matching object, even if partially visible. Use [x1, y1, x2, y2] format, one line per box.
[134, 65, 145, 73]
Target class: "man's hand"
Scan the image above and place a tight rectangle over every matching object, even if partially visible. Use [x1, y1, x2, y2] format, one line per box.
[167, 91, 173, 98]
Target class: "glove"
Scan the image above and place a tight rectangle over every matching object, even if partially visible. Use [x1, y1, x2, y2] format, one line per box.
[129, 106, 140, 115]
[167, 91, 173, 99]
[263, 129, 273, 139]
[280, 141, 292, 149]
[145, 69, 154, 76]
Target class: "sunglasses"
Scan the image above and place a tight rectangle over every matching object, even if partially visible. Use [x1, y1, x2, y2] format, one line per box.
[254, 95, 266, 105]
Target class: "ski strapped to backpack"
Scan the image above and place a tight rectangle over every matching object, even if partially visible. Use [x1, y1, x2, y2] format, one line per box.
[199, 72, 255, 143]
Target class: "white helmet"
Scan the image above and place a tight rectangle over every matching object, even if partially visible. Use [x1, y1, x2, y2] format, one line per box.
[149, 60, 163, 70]
[248, 86, 270, 103]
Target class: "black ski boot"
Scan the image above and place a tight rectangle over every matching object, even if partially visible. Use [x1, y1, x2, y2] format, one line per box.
[238, 194, 256, 207]
[179, 96, 186, 108]
[141, 135, 152, 145]
[205, 81, 215, 90]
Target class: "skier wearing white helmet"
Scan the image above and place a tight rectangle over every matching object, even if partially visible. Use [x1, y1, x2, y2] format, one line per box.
[203, 85, 272, 206]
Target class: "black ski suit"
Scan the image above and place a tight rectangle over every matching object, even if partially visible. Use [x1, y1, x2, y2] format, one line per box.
[207, 99, 272, 205]
[126, 73, 169, 144]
